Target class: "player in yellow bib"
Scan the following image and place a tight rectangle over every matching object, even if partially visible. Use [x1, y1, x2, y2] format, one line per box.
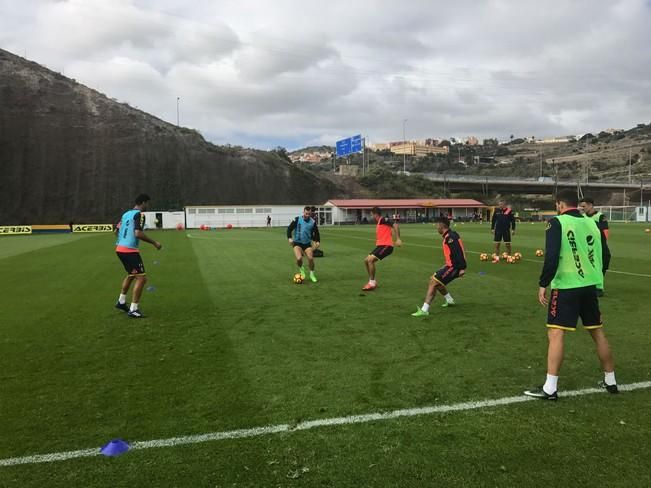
[525, 190, 617, 400]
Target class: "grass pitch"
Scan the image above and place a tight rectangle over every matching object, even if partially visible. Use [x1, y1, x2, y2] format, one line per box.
[1, 223, 650, 487]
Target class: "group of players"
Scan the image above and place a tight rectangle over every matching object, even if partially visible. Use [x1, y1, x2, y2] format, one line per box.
[113, 190, 617, 399]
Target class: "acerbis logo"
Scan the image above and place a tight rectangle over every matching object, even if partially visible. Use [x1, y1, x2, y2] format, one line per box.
[73, 224, 113, 233]
[566, 230, 585, 278]
[0, 226, 32, 235]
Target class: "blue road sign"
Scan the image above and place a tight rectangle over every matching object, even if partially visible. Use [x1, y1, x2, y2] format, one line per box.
[336, 138, 351, 157]
[336, 134, 363, 157]
[351, 134, 362, 152]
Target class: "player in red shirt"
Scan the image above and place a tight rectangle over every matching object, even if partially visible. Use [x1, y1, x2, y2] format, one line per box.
[362, 207, 401, 291]
[412, 216, 467, 316]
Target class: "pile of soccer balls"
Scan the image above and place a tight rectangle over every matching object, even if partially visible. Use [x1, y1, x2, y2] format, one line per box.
[293, 273, 304, 284]
[479, 251, 522, 264]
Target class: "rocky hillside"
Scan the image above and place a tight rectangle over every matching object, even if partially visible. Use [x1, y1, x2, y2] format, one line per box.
[0, 48, 342, 224]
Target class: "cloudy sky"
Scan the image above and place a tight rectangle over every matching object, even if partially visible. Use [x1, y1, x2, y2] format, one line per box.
[1, 0, 650, 149]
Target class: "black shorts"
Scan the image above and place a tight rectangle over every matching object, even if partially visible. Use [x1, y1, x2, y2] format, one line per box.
[370, 245, 394, 260]
[292, 242, 312, 251]
[494, 228, 511, 242]
[433, 266, 460, 286]
[547, 286, 602, 331]
[117, 252, 146, 275]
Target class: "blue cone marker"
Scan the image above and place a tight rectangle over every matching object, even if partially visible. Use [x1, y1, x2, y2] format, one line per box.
[478, 271, 486, 276]
[100, 439, 130, 457]
[146, 285, 156, 292]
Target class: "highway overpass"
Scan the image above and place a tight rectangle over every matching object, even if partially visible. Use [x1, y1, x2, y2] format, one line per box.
[420, 173, 649, 196]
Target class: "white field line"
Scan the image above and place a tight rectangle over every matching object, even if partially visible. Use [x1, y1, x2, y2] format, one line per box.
[326, 233, 651, 278]
[1, 381, 650, 468]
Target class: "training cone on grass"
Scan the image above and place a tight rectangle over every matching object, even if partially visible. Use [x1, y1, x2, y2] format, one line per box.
[100, 439, 130, 457]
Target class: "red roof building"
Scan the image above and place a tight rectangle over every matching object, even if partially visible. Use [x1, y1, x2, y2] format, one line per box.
[326, 199, 485, 209]
[324, 199, 486, 223]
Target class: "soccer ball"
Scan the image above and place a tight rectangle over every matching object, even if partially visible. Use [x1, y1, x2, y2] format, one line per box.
[492, 255, 500, 263]
[513, 252, 522, 261]
[480, 253, 489, 261]
[293, 273, 304, 284]
[535, 249, 544, 257]
[506, 255, 516, 264]
[646, 228, 651, 233]
[501, 252, 509, 260]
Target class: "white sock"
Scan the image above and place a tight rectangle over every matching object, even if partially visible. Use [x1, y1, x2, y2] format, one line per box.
[118, 294, 127, 305]
[130, 302, 139, 312]
[543, 374, 558, 395]
[444, 293, 454, 303]
[369, 280, 377, 285]
[421, 303, 430, 312]
[604, 371, 616, 386]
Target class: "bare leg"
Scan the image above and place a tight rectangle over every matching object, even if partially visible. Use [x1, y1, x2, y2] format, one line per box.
[121, 275, 135, 294]
[293, 246, 304, 267]
[546, 328, 565, 375]
[365, 255, 378, 280]
[305, 248, 315, 271]
[132, 275, 148, 304]
[506, 242, 512, 254]
[589, 328, 615, 372]
[494, 242, 500, 254]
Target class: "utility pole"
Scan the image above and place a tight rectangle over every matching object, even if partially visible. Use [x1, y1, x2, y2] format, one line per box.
[402, 119, 408, 173]
[176, 97, 180, 126]
[362, 136, 366, 176]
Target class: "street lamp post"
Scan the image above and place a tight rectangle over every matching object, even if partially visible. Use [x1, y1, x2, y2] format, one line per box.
[402, 119, 408, 173]
[176, 97, 180, 126]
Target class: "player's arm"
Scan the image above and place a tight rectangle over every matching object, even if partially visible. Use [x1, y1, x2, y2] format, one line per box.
[449, 238, 467, 274]
[133, 212, 162, 250]
[392, 221, 402, 246]
[490, 211, 496, 231]
[113, 220, 121, 236]
[287, 218, 297, 245]
[538, 218, 561, 305]
[600, 214, 609, 240]
[510, 211, 516, 233]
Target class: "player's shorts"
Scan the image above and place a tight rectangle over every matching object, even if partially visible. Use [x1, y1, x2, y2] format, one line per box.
[116, 252, 146, 275]
[370, 245, 394, 260]
[432, 266, 460, 286]
[292, 241, 312, 251]
[547, 285, 602, 331]
[493, 228, 511, 242]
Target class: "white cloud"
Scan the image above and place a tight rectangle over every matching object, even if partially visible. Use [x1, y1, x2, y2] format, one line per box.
[1, 0, 650, 148]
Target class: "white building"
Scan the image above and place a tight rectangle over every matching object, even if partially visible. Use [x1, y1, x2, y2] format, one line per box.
[181, 199, 486, 229]
[184, 205, 334, 228]
[141, 211, 185, 230]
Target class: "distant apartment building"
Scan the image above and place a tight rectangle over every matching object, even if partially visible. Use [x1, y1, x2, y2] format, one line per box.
[390, 142, 449, 157]
[369, 143, 392, 151]
[290, 151, 332, 163]
[465, 136, 479, 146]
